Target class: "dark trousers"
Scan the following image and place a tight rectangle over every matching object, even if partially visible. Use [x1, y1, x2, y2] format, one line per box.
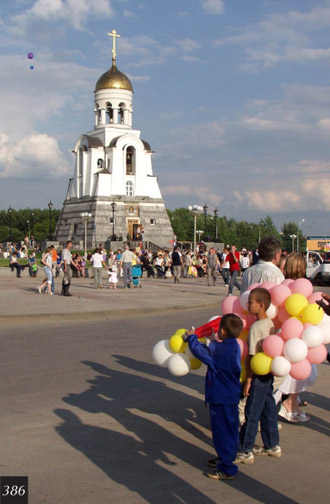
[240, 374, 279, 452]
[210, 403, 239, 476]
[61, 267, 71, 296]
[10, 263, 22, 277]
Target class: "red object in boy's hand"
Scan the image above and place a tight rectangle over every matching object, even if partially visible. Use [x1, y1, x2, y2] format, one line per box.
[195, 317, 221, 339]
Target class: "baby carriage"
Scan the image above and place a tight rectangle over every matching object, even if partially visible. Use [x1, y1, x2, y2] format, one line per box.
[132, 264, 142, 288]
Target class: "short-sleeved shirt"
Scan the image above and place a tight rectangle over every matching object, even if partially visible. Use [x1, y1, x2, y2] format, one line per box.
[227, 251, 240, 272]
[121, 250, 136, 263]
[241, 260, 284, 293]
[62, 248, 72, 265]
[91, 253, 104, 268]
[248, 318, 275, 355]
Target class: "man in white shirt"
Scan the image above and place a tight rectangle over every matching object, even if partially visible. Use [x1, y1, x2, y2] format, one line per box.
[62, 240, 73, 296]
[241, 236, 284, 293]
[120, 245, 136, 288]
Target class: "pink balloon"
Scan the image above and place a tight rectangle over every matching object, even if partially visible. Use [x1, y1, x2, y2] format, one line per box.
[237, 338, 248, 360]
[290, 278, 313, 298]
[281, 318, 304, 341]
[221, 295, 239, 314]
[308, 292, 323, 304]
[307, 345, 327, 364]
[239, 312, 256, 330]
[232, 297, 243, 314]
[263, 334, 284, 358]
[303, 323, 312, 329]
[248, 282, 261, 291]
[273, 316, 282, 331]
[278, 305, 290, 324]
[289, 359, 312, 380]
[282, 279, 294, 286]
[261, 281, 276, 291]
[271, 284, 292, 307]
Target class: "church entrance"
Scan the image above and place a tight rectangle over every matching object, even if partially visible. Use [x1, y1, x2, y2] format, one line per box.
[127, 218, 140, 241]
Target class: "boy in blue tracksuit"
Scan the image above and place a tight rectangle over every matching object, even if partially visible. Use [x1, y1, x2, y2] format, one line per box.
[184, 314, 243, 480]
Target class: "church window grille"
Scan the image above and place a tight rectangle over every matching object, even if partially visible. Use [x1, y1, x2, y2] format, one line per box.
[119, 102, 125, 124]
[106, 102, 113, 123]
[126, 181, 134, 197]
[97, 159, 103, 168]
[126, 146, 135, 175]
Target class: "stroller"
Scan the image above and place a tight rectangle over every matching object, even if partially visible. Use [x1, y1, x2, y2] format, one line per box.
[132, 265, 142, 288]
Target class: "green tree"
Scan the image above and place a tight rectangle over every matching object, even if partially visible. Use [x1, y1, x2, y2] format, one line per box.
[281, 222, 306, 252]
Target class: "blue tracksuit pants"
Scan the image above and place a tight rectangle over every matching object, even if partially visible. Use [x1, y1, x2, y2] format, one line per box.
[209, 403, 239, 476]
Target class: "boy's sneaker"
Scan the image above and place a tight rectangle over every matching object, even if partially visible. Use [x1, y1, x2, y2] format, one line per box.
[205, 470, 236, 480]
[253, 445, 282, 458]
[207, 457, 220, 468]
[234, 452, 254, 464]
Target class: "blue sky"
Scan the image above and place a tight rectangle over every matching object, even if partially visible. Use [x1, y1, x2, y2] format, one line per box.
[1, 0, 330, 235]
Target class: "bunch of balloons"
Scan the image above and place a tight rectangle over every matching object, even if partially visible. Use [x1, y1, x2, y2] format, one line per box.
[27, 52, 34, 70]
[222, 278, 329, 380]
[152, 317, 224, 377]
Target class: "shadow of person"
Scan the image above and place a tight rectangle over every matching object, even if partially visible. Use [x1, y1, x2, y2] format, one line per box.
[54, 409, 217, 504]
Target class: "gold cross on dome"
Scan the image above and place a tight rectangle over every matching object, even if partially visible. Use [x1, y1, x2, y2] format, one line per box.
[108, 29, 120, 60]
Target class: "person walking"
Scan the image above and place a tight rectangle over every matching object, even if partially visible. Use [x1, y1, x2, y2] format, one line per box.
[62, 240, 73, 296]
[207, 247, 219, 286]
[91, 247, 107, 289]
[228, 245, 241, 295]
[120, 245, 136, 288]
[38, 247, 53, 295]
[171, 246, 183, 284]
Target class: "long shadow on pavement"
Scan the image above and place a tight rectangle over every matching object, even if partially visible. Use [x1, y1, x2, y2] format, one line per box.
[54, 358, 301, 504]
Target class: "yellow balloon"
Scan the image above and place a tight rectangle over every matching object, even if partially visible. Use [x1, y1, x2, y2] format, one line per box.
[175, 328, 188, 337]
[240, 362, 247, 383]
[301, 303, 324, 325]
[190, 358, 202, 370]
[169, 334, 187, 353]
[239, 329, 249, 342]
[251, 352, 272, 375]
[285, 293, 308, 317]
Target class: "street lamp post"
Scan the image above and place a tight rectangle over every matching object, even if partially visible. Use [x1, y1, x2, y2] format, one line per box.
[297, 219, 305, 252]
[188, 205, 203, 255]
[196, 230, 203, 242]
[289, 234, 297, 252]
[214, 208, 218, 241]
[31, 211, 35, 237]
[203, 203, 208, 235]
[111, 201, 116, 239]
[8, 206, 12, 242]
[26, 220, 30, 239]
[48, 200, 53, 240]
[81, 212, 92, 260]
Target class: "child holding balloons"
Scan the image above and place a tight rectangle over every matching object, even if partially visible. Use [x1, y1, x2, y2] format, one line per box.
[237, 287, 281, 464]
[183, 314, 243, 480]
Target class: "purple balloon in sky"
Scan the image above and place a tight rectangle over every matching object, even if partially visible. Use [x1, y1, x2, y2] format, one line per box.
[27, 52, 34, 59]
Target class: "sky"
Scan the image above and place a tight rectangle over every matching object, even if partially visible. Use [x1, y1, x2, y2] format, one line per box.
[1, 0, 330, 235]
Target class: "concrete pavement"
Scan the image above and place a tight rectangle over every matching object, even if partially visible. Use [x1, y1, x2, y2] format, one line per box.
[0, 267, 228, 323]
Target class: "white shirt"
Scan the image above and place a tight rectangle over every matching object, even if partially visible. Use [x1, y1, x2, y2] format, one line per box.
[92, 252, 104, 268]
[241, 260, 284, 293]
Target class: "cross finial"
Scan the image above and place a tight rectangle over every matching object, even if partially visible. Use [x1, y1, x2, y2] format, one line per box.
[107, 29, 120, 63]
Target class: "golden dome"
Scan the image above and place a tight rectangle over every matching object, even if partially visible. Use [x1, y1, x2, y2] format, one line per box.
[95, 61, 133, 92]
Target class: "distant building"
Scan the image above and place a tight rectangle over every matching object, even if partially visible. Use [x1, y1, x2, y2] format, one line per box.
[306, 236, 330, 251]
[55, 30, 173, 247]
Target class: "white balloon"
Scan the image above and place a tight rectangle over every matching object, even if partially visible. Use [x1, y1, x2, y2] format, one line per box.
[266, 303, 278, 320]
[271, 356, 291, 377]
[284, 338, 308, 363]
[240, 290, 250, 311]
[316, 320, 330, 345]
[167, 353, 191, 376]
[152, 340, 174, 367]
[302, 326, 324, 348]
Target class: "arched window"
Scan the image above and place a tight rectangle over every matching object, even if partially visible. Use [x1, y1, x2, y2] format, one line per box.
[97, 158, 103, 168]
[126, 146, 135, 175]
[106, 102, 113, 123]
[119, 102, 126, 124]
[126, 180, 134, 197]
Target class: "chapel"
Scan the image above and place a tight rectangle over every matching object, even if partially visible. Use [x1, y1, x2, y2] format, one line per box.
[55, 30, 174, 247]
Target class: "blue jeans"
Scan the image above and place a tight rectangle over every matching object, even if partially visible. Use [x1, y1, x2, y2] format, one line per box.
[221, 268, 229, 285]
[228, 270, 241, 294]
[240, 374, 279, 452]
[210, 404, 239, 476]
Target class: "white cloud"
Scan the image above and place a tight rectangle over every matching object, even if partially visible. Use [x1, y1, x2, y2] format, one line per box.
[9, 0, 114, 33]
[175, 39, 201, 52]
[214, 5, 330, 70]
[162, 183, 222, 207]
[201, 0, 225, 15]
[0, 133, 71, 179]
[234, 190, 301, 212]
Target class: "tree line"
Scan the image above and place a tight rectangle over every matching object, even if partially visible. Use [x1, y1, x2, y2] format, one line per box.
[167, 208, 306, 252]
[0, 206, 306, 252]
